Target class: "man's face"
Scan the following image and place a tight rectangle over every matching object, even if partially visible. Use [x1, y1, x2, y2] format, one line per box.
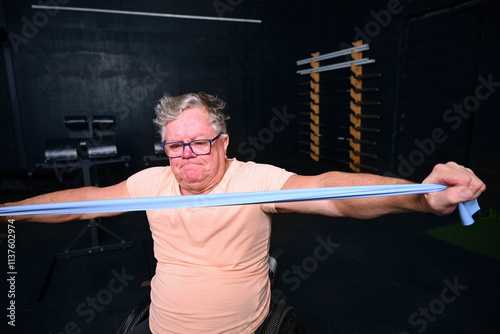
[164, 106, 229, 195]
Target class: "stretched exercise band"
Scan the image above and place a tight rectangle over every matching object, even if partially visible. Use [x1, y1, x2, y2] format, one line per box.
[0, 184, 479, 225]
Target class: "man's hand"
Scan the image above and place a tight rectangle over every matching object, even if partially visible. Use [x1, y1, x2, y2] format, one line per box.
[422, 162, 486, 216]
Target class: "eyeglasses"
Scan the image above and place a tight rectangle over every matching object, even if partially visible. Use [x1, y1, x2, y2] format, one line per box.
[161, 133, 222, 158]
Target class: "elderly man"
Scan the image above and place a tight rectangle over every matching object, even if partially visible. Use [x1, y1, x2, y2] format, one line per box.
[1, 92, 486, 334]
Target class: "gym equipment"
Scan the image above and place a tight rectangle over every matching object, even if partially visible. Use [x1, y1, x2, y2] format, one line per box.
[143, 135, 169, 167]
[0, 184, 479, 226]
[30, 115, 132, 258]
[295, 41, 381, 171]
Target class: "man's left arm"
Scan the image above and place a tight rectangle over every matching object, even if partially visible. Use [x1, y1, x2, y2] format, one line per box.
[275, 162, 486, 219]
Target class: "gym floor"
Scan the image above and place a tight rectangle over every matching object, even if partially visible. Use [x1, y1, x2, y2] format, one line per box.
[1, 175, 499, 334]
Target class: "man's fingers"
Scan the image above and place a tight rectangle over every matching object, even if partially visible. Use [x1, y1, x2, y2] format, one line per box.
[472, 181, 487, 200]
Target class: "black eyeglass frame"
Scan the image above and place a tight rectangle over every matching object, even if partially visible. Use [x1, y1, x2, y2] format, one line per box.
[161, 133, 222, 158]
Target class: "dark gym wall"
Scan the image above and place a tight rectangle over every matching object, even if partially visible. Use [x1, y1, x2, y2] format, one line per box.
[317, 0, 499, 204]
[2, 0, 336, 174]
[1, 0, 498, 204]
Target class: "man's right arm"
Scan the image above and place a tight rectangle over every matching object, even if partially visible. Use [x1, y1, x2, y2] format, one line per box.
[1, 180, 131, 223]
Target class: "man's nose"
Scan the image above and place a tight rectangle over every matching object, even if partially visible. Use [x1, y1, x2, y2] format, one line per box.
[181, 144, 197, 158]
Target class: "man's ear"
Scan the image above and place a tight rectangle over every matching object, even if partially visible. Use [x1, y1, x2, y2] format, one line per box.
[222, 135, 229, 155]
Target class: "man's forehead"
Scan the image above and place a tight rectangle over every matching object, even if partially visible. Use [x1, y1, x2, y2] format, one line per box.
[165, 108, 215, 140]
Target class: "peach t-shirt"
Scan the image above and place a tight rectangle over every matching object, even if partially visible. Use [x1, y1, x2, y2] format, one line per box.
[126, 159, 294, 333]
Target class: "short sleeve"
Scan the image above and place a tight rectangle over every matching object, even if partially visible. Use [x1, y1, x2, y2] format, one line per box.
[234, 161, 294, 213]
[127, 167, 170, 198]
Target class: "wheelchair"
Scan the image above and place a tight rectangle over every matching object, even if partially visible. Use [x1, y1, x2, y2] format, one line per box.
[116, 250, 305, 334]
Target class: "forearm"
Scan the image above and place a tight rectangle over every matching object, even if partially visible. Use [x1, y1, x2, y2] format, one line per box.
[1, 187, 106, 223]
[320, 171, 431, 219]
[279, 162, 484, 219]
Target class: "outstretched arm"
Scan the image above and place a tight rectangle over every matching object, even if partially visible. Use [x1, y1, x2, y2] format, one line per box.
[1, 181, 131, 223]
[276, 162, 486, 219]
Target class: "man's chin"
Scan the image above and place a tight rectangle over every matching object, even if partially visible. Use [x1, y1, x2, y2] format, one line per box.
[181, 170, 205, 184]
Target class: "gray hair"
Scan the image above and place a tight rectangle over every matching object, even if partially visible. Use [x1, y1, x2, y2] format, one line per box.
[154, 92, 230, 141]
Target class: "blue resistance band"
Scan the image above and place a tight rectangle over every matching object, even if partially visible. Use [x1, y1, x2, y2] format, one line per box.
[0, 184, 479, 225]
